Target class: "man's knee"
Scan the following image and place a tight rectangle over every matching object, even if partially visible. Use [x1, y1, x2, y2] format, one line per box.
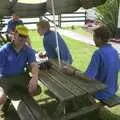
[0, 87, 7, 105]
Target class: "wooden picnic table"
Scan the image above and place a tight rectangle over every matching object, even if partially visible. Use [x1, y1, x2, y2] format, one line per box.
[38, 60, 106, 120]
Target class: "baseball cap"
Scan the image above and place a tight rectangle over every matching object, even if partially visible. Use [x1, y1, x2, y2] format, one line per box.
[16, 25, 29, 37]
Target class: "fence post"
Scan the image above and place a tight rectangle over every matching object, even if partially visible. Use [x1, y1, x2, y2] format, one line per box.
[84, 11, 87, 25]
[58, 14, 61, 28]
[39, 16, 43, 22]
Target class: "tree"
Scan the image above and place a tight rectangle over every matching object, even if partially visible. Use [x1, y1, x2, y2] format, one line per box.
[96, 0, 120, 37]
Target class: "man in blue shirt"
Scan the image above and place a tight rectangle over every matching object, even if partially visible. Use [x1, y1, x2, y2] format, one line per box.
[85, 25, 120, 100]
[7, 13, 23, 34]
[6, 13, 31, 46]
[36, 20, 73, 64]
[0, 25, 38, 104]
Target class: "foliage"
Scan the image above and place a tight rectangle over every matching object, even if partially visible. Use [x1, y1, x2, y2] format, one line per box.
[96, 0, 120, 37]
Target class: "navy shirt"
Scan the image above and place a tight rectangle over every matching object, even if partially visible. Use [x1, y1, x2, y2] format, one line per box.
[43, 30, 72, 64]
[85, 44, 120, 100]
[7, 19, 23, 33]
[0, 43, 36, 76]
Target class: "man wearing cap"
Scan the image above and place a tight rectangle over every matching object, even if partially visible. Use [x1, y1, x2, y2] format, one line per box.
[0, 25, 38, 105]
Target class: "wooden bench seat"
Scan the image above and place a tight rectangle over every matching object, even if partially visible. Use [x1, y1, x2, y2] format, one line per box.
[100, 95, 120, 107]
[61, 102, 103, 120]
[10, 94, 52, 120]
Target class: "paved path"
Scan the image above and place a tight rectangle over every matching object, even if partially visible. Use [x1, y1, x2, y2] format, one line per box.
[58, 28, 95, 45]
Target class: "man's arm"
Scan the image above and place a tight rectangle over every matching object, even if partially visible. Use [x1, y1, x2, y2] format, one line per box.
[28, 62, 38, 96]
[7, 21, 13, 34]
[85, 51, 100, 79]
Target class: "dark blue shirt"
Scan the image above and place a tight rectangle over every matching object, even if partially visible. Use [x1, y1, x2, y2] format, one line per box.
[0, 43, 36, 76]
[43, 30, 72, 64]
[7, 19, 23, 33]
[85, 44, 120, 100]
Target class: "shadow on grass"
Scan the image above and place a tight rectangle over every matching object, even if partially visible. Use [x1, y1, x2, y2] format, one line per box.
[99, 107, 120, 120]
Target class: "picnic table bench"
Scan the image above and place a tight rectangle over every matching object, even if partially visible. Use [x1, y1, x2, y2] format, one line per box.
[38, 60, 109, 120]
[0, 75, 52, 120]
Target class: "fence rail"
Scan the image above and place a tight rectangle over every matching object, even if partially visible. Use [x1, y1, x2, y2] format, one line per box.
[44, 11, 86, 28]
[0, 11, 86, 33]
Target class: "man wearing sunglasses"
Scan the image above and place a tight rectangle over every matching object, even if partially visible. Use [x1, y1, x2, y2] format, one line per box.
[0, 25, 38, 105]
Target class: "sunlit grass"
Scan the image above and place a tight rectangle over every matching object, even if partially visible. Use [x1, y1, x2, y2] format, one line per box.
[63, 26, 92, 37]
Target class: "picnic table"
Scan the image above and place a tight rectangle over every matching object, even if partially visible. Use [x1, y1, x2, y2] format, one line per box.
[38, 60, 106, 120]
[1, 58, 120, 120]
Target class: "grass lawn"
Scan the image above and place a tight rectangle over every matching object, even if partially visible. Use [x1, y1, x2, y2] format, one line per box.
[63, 26, 93, 38]
[29, 30, 120, 120]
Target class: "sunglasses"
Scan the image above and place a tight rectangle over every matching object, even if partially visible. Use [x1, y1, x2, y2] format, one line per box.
[18, 34, 28, 39]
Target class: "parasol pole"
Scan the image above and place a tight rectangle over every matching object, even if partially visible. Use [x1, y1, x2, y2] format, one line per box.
[51, 0, 61, 67]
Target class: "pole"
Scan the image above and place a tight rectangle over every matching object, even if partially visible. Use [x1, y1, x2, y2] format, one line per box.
[51, 0, 61, 67]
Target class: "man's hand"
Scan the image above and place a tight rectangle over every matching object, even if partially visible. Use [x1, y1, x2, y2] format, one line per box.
[29, 62, 39, 96]
[62, 66, 74, 75]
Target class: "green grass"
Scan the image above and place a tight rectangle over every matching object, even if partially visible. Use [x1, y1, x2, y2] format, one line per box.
[63, 26, 93, 38]
[29, 30, 44, 51]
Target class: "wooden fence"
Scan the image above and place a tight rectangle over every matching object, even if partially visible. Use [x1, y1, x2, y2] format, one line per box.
[1, 11, 86, 31]
[43, 11, 86, 28]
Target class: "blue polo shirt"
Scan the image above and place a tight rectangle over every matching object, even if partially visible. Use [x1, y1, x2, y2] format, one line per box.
[7, 19, 23, 33]
[0, 43, 36, 76]
[85, 44, 120, 100]
[43, 30, 72, 64]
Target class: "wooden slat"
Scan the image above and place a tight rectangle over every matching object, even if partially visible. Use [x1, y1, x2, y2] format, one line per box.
[100, 95, 120, 107]
[52, 66, 95, 93]
[38, 60, 106, 103]
[11, 100, 36, 120]
[39, 71, 74, 101]
[51, 61, 105, 94]
[61, 102, 103, 120]
[47, 69, 86, 96]
[11, 94, 52, 120]
[23, 95, 52, 120]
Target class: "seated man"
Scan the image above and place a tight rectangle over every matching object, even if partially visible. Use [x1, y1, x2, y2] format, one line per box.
[7, 13, 23, 34]
[36, 20, 73, 64]
[0, 25, 38, 104]
[6, 13, 31, 46]
[85, 24, 120, 100]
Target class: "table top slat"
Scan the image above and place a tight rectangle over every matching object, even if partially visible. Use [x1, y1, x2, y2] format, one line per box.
[38, 60, 106, 102]
[51, 64, 105, 94]
[48, 69, 86, 96]
[39, 71, 74, 101]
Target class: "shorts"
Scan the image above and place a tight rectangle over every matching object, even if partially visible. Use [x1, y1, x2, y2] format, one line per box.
[0, 73, 31, 96]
